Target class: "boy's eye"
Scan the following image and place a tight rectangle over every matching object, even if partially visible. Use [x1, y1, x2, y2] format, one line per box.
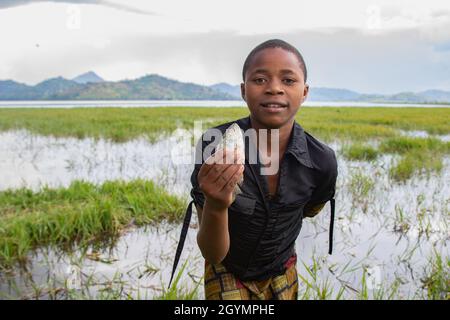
[283, 78, 296, 85]
[251, 78, 296, 85]
[253, 78, 266, 84]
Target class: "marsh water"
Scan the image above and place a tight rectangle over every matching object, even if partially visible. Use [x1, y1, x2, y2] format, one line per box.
[0, 129, 448, 299]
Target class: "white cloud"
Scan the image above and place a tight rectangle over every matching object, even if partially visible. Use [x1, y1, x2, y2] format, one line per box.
[0, 0, 157, 15]
[0, 0, 449, 92]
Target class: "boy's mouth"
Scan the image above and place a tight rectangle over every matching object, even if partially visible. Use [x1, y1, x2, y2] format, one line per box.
[260, 102, 288, 112]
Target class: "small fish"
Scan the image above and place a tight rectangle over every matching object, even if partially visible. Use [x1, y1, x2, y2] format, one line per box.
[214, 123, 245, 198]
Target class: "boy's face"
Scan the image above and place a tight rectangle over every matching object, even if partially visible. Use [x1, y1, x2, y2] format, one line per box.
[241, 47, 308, 129]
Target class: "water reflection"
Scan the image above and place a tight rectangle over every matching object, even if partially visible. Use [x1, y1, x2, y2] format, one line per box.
[0, 130, 192, 196]
[0, 130, 449, 299]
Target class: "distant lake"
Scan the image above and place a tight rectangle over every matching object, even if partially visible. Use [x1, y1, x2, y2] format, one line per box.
[0, 100, 448, 108]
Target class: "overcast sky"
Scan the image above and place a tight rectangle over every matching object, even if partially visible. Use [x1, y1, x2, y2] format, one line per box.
[0, 0, 449, 94]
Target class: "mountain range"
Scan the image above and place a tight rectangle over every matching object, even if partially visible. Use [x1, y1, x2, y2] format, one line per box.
[212, 82, 450, 104]
[0, 72, 449, 103]
[0, 72, 235, 100]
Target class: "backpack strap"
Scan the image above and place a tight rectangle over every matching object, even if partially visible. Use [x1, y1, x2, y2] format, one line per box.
[168, 199, 194, 289]
[328, 198, 335, 255]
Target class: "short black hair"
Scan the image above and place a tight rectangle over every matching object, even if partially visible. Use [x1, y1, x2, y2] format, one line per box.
[242, 39, 307, 83]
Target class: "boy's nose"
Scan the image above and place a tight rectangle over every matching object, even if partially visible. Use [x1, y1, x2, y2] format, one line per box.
[265, 80, 284, 95]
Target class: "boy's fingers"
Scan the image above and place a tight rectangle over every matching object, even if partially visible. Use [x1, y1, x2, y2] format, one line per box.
[214, 163, 240, 188]
[198, 161, 213, 178]
[199, 148, 244, 181]
[222, 165, 245, 192]
[201, 150, 228, 178]
[205, 163, 232, 182]
[210, 164, 236, 190]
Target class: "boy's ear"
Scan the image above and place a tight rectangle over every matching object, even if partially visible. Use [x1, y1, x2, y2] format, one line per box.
[301, 83, 309, 103]
[240, 83, 246, 101]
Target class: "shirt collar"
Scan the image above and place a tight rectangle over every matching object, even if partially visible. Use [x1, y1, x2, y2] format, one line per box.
[237, 116, 314, 169]
[286, 121, 314, 169]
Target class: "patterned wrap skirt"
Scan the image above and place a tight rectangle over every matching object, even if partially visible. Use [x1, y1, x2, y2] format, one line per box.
[204, 253, 298, 300]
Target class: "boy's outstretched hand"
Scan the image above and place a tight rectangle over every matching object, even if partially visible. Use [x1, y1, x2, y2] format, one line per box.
[198, 148, 244, 211]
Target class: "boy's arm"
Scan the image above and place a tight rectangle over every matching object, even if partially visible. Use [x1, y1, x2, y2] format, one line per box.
[192, 150, 244, 265]
[195, 200, 230, 265]
[303, 202, 326, 218]
[195, 204, 203, 224]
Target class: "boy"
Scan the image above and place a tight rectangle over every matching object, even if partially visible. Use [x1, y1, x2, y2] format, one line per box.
[170, 39, 338, 300]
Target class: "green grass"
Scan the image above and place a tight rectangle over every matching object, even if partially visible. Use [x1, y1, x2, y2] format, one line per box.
[349, 172, 375, 199]
[156, 259, 202, 300]
[379, 137, 449, 182]
[342, 143, 379, 161]
[389, 151, 444, 182]
[0, 107, 245, 143]
[420, 251, 450, 300]
[0, 179, 186, 268]
[380, 136, 450, 154]
[1, 107, 449, 143]
[62, 259, 201, 300]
